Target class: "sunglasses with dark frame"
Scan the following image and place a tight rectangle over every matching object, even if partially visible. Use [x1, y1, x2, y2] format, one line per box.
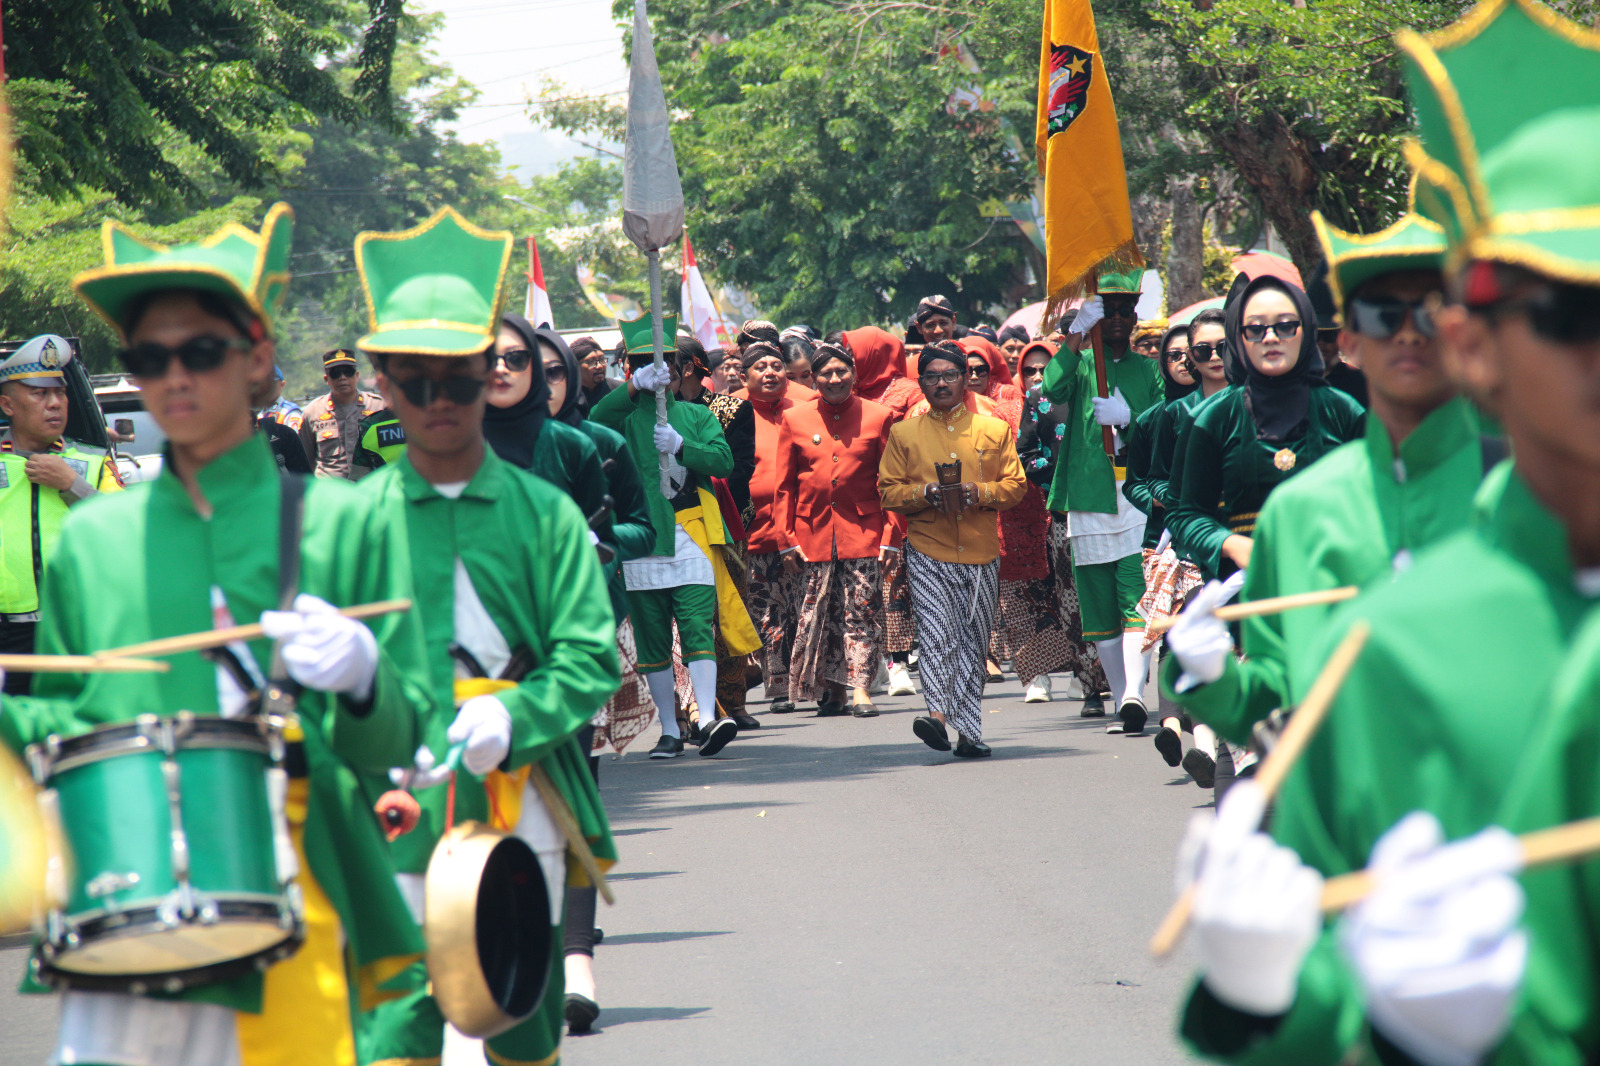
[1101, 300, 1140, 319]
[1483, 282, 1600, 345]
[966, 363, 991, 377]
[542, 360, 568, 383]
[920, 369, 963, 385]
[496, 348, 534, 373]
[326, 364, 358, 380]
[1240, 319, 1301, 342]
[1189, 342, 1227, 361]
[1348, 296, 1438, 340]
[391, 374, 486, 408]
[117, 336, 252, 379]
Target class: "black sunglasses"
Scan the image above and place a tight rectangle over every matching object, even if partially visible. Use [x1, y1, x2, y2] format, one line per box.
[1240, 319, 1301, 342]
[1486, 283, 1600, 345]
[1189, 342, 1226, 361]
[1349, 297, 1437, 340]
[966, 363, 990, 377]
[117, 336, 251, 379]
[497, 348, 533, 373]
[392, 374, 486, 408]
[1101, 301, 1140, 319]
[543, 360, 567, 383]
[327, 364, 358, 380]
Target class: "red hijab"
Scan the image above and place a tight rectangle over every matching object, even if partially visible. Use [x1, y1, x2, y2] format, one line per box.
[958, 336, 1020, 401]
[1014, 339, 1057, 392]
[844, 326, 905, 400]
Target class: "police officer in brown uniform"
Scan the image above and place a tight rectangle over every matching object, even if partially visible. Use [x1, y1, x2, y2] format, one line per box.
[297, 347, 385, 479]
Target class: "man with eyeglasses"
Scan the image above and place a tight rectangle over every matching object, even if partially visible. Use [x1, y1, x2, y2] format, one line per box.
[1170, 9, 1600, 1061]
[298, 348, 385, 480]
[7, 202, 433, 1066]
[1039, 267, 1163, 737]
[879, 341, 1026, 757]
[351, 207, 618, 1066]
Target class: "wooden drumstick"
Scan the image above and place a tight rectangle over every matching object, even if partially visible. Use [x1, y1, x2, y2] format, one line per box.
[1146, 586, 1360, 636]
[1320, 814, 1600, 913]
[0, 654, 169, 673]
[1148, 621, 1371, 957]
[96, 599, 413, 660]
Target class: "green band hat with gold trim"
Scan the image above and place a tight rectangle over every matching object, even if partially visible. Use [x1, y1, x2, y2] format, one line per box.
[354, 207, 513, 357]
[619, 314, 680, 356]
[1096, 266, 1143, 294]
[1312, 203, 1447, 311]
[1397, 0, 1600, 283]
[72, 203, 294, 342]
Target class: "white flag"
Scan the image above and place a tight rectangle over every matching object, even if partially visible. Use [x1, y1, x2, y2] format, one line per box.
[522, 237, 555, 328]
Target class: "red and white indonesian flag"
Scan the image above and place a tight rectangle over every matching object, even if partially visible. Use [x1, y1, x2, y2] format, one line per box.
[680, 232, 733, 351]
[523, 236, 555, 328]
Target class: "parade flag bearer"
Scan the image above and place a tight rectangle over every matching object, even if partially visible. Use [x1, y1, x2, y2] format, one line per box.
[350, 206, 621, 1066]
[1, 203, 432, 1066]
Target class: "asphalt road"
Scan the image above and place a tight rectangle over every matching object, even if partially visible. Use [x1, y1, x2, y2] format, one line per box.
[0, 669, 1213, 1066]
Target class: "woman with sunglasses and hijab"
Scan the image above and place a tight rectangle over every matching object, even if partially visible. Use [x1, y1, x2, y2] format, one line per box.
[1168, 276, 1366, 583]
[959, 335, 1022, 405]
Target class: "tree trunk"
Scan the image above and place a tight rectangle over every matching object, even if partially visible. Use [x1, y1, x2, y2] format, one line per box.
[1211, 110, 1324, 282]
[1166, 175, 1205, 310]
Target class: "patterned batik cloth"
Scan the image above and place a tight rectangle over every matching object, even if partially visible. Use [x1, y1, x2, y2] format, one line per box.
[1138, 546, 1203, 654]
[595, 616, 654, 755]
[989, 575, 1076, 688]
[1047, 522, 1112, 694]
[905, 545, 1000, 744]
[881, 546, 916, 653]
[747, 549, 802, 700]
[790, 555, 883, 700]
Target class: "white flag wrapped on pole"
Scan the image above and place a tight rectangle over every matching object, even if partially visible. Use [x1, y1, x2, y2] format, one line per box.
[622, 0, 686, 499]
[680, 232, 733, 353]
[523, 236, 555, 328]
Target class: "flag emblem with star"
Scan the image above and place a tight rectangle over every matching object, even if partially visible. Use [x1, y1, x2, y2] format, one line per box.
[1047, 44, 1093, 136]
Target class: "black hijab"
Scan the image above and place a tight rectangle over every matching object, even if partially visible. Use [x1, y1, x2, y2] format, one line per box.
[1157, 324, 1197, 403]
[1224, 274, 1325, 444]
[484, 312, 551, 468]
[537, 326, 585, 427]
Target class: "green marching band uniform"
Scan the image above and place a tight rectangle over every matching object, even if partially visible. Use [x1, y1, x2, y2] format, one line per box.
[1181, 2, 1600, 1062]
[348, 207, 619, 1066]
[1123, 324, 1196, 549]
[1161, 210, 1481, 745]
[2, 204, 433, 1064]
[1038, 266, 1162, 642]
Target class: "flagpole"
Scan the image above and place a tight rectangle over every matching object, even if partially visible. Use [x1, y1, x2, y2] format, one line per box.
[648, 249, 670, 497]
[1087, 275, 1115, 459]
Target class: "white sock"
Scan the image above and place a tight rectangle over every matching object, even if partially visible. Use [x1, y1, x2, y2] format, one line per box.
[645, 669, 680, 739]
[1121, 631, 1151, 706]
[688, 659, 719, 730]
[1094, 638, 1126, 702]
[1192, 722, 1217, 759]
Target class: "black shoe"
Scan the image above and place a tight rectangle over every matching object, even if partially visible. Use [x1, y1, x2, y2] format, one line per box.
[697, 717, 738, 757]
[851, 700, 880, 718]
[565, 992, 600, 1034]
[1081, 693, 1107, 718]
[1153, 726, 1183, 767]
[730, 713, 761, 729]
[1182, 747, 1217, 789]
[816, 699, 849, 717]
[912, 715, 951, 752]
[1118, 698, 1148, 737]
[648, 735, 684, 759]
[768, 699, 797, 713]
[953, 736, 992, 758]
[593, 927, 603, 944]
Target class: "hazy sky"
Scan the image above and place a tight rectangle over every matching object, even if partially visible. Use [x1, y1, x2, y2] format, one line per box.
[415, 0, 630, 154]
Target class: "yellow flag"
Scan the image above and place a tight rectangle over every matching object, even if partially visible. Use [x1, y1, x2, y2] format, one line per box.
[1035, 0, 1142, 315]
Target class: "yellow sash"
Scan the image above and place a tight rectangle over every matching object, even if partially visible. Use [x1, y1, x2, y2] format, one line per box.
[675, 486, 762, 657]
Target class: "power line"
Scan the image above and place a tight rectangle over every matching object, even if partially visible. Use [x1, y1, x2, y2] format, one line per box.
[443, 36, 619, 58]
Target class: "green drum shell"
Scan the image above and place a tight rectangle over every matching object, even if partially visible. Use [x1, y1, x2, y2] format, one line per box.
[51, 740, 281, 918]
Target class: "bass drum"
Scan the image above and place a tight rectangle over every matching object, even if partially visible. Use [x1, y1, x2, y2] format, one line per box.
[28, 713, 303, 992]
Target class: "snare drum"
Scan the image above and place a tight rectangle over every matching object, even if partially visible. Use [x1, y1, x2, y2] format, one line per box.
[26, 713, 304, 992]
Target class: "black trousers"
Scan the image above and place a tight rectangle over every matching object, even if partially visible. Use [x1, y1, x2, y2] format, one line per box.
[0, 620, 37, 695]
[564, 724, 601, 958]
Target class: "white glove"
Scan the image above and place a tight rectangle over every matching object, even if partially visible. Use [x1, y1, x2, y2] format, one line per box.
[1154, 528, 1173, 555]
[446, 695, 514, 776]
[1091, 387, 1132, 427]
[653, 422, 684, 455]
[393, 745, 452, 790]
[259, 593, 378, 701]
[1341, 812, 1526, 1066]
[1071, 296, 1105, 337]
[631, 362, 672, 392]
[1178, 780, 1324, 1016]
[1167, 576, 1243, 690]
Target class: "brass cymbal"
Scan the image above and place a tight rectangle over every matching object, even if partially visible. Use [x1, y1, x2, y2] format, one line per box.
[424, 821, 552, 1038]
